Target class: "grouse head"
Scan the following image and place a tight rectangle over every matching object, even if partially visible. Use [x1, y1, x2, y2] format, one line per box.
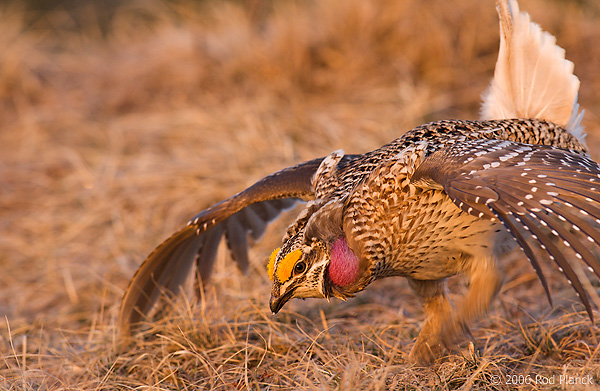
[267, 201, 367, 313]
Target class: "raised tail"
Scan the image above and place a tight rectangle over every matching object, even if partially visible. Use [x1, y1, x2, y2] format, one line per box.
[481, 0, 585, 145]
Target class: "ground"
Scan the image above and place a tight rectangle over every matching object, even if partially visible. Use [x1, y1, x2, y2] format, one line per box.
[1, 0, 600, 389]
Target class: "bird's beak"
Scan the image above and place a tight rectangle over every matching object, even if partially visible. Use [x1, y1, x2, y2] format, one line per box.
[269, 288, 294, 314]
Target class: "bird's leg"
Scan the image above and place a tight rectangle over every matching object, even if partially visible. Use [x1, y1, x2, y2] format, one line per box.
[408, 258, 503, 364]
[407, 278, 453, 364]
[443, 256, 503, 347]
[459, 256, 502, 324]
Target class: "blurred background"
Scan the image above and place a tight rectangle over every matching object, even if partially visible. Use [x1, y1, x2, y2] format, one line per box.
[1, 0, 599, 388]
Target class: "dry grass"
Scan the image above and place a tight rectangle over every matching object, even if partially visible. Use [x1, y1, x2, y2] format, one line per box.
[1, 0, 600, 389]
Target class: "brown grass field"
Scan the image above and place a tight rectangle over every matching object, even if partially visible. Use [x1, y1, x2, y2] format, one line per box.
[1, 0, 600, 389]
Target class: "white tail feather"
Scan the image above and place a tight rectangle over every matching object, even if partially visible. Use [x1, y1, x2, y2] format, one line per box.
[481, 0, 586, 145]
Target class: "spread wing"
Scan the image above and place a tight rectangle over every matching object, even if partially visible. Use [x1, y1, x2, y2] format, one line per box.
[119, 158, 324, 335]
[412, 139, 600, 320]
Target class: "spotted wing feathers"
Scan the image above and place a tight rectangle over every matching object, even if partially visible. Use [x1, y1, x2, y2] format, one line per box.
[413, 139, 600, 319]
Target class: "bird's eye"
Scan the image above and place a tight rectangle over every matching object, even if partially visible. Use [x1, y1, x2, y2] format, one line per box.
[294, 261, 306, 274]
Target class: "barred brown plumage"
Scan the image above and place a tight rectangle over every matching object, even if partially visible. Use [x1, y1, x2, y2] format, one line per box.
[118, 0, 600, 363]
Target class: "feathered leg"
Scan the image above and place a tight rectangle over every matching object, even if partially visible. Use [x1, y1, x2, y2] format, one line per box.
[408, 278, 453, 364]
[408, 257, 502, 364]
[449, 256, 503, 342]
